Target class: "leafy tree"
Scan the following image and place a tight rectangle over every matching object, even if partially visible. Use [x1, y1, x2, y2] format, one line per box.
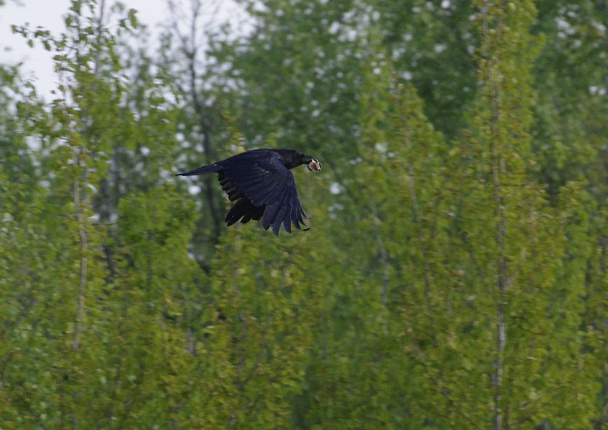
[398, 0, 595, 428]
[374, 0, 479, 137]
[1, 0, 195, 427]
[158, 0, 240, 264]
[534, 1, 608, 427]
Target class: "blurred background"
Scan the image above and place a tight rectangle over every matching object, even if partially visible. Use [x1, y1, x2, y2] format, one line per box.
[1, 0, 607, 428]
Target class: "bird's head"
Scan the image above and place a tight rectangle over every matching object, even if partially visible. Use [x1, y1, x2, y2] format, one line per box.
[298, 152, 322, 172]
[277, 149, 322, 172]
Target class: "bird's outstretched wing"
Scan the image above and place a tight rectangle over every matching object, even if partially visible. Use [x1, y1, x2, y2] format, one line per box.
[221, 156, 307, 235]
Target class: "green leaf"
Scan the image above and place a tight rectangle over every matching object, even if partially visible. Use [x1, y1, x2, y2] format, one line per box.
[128, 9, 138, 28]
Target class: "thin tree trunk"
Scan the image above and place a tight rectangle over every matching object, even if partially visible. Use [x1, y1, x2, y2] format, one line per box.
[73, 149, 88, 352]
[482, 1, 507, 428]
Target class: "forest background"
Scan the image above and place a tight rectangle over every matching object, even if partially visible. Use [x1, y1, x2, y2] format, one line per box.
[1, 0, 607, 428]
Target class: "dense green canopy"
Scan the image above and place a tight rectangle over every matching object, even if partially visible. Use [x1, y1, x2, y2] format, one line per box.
[1, 0, 606, 428]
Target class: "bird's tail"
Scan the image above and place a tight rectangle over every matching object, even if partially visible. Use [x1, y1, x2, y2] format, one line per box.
[176, 163, 222, 176]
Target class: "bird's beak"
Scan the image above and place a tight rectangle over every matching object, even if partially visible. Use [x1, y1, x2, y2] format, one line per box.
[307, 159, 322, 172]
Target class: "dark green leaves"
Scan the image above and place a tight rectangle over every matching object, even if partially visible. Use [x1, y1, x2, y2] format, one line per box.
[1, 0, 606, 427]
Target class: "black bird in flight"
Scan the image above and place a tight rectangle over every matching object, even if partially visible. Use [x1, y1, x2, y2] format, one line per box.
[177, 149, 322, 235]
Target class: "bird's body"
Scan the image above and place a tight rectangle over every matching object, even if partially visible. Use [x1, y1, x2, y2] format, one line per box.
[177, 149, 321, 235]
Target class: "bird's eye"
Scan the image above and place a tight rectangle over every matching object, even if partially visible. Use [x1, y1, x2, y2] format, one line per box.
[307, 159, 322, 172]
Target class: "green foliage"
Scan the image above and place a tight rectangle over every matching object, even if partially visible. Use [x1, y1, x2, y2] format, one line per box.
[1, 0, 607, 428]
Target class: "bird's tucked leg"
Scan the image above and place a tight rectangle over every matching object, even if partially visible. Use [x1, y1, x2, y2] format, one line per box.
[225, 198, 265, 226]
